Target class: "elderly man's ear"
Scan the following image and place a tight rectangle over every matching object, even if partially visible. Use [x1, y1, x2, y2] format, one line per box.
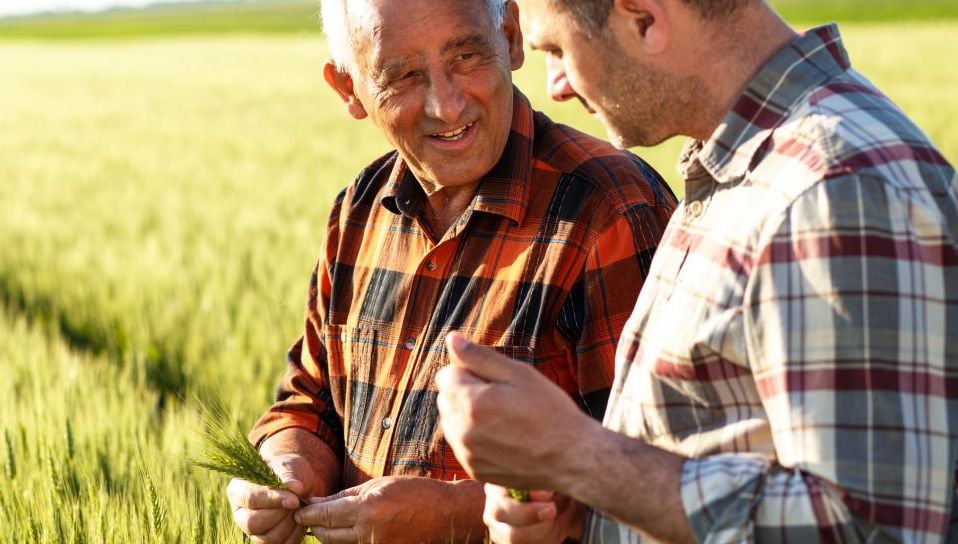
[503, 0, 524, 70]
[323, 61, 369, 120]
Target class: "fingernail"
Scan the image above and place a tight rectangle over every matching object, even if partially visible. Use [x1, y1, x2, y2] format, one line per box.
[294, 513, 302, 524]
[538, 505, 556, 521]
[283, 498, 298, 509]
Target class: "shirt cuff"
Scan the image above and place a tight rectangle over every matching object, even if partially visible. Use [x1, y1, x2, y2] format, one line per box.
[680, 454, 769, 541]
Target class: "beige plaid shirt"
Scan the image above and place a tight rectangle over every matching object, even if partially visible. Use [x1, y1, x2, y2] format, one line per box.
[585, 25, 957, 543]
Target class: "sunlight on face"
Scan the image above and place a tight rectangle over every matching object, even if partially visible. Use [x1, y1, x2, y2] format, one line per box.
[347, 0, 522, 191]
[518, 0, 692, 147]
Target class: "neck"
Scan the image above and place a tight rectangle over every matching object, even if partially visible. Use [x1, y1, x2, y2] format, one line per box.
[686, 4, 798, 140]
[421, 181, 480, 237]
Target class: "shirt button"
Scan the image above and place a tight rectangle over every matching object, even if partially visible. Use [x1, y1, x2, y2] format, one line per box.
[405, 337, 416, 350]
[340, 332, 347, 342]
[688, 200, 704, 218]
[382, 417, 394, 429]
[425, 260, 438, 272]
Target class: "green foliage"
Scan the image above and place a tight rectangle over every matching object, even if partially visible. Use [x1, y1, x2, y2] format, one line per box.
[3, 429, 14, 480]
[0, 0, 321, 40]
[507, 488, 530, 502]
[771, 0, 958, 24]
[193, 400, 284, 489]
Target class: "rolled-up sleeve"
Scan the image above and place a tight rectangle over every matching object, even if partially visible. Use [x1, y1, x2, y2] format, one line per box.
[680, 173, 958, 542]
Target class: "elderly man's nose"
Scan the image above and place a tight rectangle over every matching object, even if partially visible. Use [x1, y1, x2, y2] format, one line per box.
[425, 75, 466, 124]
[547, 58, 576, 103]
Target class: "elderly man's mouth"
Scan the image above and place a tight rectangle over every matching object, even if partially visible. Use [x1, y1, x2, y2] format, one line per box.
[429, 121, 476, 151]
[429, 122, 476, 142]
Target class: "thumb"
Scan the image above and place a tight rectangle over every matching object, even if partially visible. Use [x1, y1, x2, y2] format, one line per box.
[268, 454, 309, 496]
[445, 331, 525, 384]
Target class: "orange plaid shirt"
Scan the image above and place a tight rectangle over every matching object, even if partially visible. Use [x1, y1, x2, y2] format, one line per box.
[250, 89, 676, 486]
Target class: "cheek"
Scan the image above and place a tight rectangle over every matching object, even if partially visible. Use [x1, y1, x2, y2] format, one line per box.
[376, 99, 423, 140]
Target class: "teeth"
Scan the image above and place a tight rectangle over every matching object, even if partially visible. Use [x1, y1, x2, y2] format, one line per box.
[432, 122, 473, 140]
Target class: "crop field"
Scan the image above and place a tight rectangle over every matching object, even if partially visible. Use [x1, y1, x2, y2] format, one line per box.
[1, 1, 956, 541]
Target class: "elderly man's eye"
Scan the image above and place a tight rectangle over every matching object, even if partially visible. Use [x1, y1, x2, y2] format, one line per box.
[455, 52, 478, 63]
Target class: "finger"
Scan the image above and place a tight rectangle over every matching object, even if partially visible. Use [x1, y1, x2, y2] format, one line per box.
[527, 490, 556, 503]
[233, 507, 287, 537]
[282, 524, 308, 544]
[435, 364, 488, 392]
[228, 479, 300, 510]
[445, 332, 525, 383]
[484, 494, 556, 527]
[295, 496, 360, 528]
[488, 517, 559, 544]
[308, 526, 362, 544]
[257, 512, 298, 544]
[267, 455, 309, 496]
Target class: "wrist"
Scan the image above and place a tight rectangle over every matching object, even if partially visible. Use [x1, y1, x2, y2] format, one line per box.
[550, 415, 607, 496]
[440, 479, 487, 542]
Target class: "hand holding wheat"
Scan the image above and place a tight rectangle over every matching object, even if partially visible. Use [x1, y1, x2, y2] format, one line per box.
[193, 402, 312, 543]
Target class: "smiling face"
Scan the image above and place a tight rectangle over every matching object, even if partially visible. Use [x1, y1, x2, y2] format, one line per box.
[519, 0, 699, 148]
[326, 0, 524, 192]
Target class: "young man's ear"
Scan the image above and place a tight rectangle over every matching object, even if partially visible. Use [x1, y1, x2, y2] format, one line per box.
[611, 0, 669, 55]
[323, 60, 368, 120]
[503, 1, 525, 71]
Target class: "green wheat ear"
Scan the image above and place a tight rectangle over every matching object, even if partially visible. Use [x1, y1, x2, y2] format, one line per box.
[190, 399, 283, 489]
[507, 488, 530, 502]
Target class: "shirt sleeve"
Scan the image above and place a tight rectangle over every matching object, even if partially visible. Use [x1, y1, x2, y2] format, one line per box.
[681, 174, 958, 542]
[248, 192, 347, 457]
[558, 204, 673, 420]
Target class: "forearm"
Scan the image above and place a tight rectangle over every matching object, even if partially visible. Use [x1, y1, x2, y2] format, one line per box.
[260, 427, 342, 497]
[555, 424, 694, 544]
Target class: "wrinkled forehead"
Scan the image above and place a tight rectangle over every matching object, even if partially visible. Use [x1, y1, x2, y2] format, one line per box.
[347, 0, 497, 66]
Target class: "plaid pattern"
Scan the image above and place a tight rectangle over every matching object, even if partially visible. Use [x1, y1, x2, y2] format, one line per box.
[250, 90, 676, 487]
[586, 25, 958, 542]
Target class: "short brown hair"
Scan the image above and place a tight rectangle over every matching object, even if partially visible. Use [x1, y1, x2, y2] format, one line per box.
[552, 0, 748, 35]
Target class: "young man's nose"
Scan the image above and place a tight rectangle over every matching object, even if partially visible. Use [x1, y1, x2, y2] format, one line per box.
[547, 57, 576, 102]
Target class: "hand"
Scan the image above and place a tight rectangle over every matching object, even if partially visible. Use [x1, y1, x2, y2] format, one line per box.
[227, 452, 314, 544]
[483, 484, 582, 544]
[435, 332, 598, 490]
[227, 429, 341, 544]
[295, 476, 485, 543]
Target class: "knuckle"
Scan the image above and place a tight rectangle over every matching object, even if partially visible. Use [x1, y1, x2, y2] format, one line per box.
[319, 505, 333, 528]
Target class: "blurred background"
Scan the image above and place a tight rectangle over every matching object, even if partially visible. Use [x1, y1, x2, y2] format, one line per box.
[1, 0, 956, 540]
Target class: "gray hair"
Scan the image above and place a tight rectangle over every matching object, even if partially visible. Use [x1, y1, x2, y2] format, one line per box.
[321, 0, 508, 70]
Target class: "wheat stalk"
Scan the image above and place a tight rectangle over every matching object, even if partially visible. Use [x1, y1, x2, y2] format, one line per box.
[507, 488, 530, 502]
[191, 400, 284, 489]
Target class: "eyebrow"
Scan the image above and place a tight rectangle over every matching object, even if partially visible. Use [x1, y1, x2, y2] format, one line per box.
[441, 33, 491, 55]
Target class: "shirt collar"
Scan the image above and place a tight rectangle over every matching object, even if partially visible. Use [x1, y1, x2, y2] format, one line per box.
[380, 87, 534, 226]
[680, 24, 851, 184]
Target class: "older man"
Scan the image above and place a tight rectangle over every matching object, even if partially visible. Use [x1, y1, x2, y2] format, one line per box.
[225, 0, 675, 542]
[437, 0, 958, 542]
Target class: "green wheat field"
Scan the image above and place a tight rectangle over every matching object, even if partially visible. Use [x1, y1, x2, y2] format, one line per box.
[1, 1, 956, 541]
